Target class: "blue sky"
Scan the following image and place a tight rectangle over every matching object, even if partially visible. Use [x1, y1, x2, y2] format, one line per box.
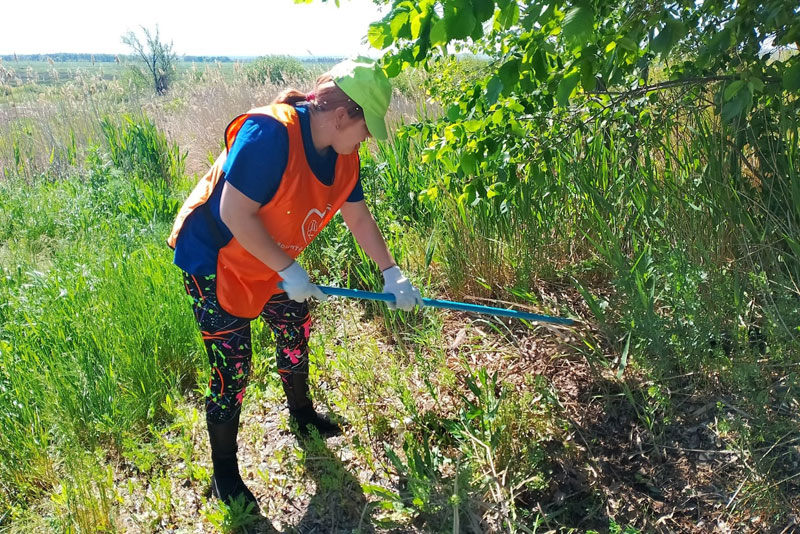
[2, 0, 385, 57]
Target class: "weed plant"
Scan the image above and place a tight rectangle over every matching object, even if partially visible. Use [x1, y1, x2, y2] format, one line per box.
[245, 55, 310, 86]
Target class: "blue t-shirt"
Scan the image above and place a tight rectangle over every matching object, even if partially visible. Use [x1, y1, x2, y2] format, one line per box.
[173, 105, 364, 275]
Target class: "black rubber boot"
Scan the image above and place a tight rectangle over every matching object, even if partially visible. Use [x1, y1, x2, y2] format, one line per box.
[207, 410, 259, 512]
[282, 371, 342, 437]
[289, 405, 343, 437]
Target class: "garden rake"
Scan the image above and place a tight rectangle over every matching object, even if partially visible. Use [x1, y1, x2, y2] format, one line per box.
[279, 283, 575, 326]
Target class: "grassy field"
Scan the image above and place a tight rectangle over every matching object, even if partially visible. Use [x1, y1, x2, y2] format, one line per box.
[0, 57, 798, 534]
[1, 59, 275, 86]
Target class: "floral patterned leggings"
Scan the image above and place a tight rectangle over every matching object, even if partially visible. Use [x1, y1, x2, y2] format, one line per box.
[183, 272, 312, 424]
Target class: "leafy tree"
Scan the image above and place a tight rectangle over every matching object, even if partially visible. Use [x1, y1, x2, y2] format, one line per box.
[368, 1, 798, 113]
[363, 0, 799, 277]
[122, 26, 177, 95]
[350, 0, 800, 348]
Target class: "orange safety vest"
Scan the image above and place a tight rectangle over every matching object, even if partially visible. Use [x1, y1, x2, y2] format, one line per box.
[168, 104, 360, 318]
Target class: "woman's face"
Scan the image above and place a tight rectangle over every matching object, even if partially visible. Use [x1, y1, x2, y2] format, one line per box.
[332, 112, 371, 155]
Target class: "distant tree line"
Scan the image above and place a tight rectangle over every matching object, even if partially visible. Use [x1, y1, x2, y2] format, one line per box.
[1, 53, 120, 62]
[0, 53, 348, 64]
[296, 56, 344, 63]
[181, 55, 234, 63]
[1, 53, 235, 63]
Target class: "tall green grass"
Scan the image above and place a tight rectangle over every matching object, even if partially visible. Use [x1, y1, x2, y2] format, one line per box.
[0, 116, 201, 525]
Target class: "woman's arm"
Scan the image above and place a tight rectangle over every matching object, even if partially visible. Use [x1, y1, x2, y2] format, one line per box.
[339, 200, 395, 271]
[220, 181, 326, 302]
[219, 181, 294, 272]
[341, 200, 422, 310]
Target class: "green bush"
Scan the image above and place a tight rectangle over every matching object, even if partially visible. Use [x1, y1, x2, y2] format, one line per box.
[245, 55, 307, 85]
[98, 113, 184, 222]
[99, 112, 185, 186]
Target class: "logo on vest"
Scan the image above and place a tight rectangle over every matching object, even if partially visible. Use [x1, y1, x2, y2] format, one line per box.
[301, 205, 332, 243]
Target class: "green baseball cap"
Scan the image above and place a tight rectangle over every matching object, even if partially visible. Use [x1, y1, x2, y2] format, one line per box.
[330, 56, 392, 140]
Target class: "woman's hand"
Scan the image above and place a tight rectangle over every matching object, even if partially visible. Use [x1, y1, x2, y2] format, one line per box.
[382, 266, 422, 311]
[278, 261, 327, 303]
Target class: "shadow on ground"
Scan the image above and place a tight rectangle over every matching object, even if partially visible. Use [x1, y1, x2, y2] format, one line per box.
[290, 433, 374, 534]
[524, 373, 800, 533]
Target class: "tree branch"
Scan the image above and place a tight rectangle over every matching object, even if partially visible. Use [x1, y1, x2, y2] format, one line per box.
[586, 74, 782, 98]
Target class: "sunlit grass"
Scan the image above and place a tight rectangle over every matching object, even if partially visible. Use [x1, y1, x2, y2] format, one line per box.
[0, 58, 797, 532]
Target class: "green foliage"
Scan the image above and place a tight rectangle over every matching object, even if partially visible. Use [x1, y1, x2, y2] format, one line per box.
[348, 348, 559, 532]
[368, 0, 800, 206]
[99, 113, 184, 222]
[562, 3, 595, 49]
[0, 156, 200, 518]
[49, 458, 119, 532]
[202, 497, 259, 533]
[371, 0, 799, 110]
[351, 0, 800, 374]
[449, 368, 505, 456]
[119, 178, 181, 224]
[245, 55, 308, 85]
[588, 520, 640, 534]
[95, 118, 177, 228]
[382, 432, 450, 517]
[100, 113, 185, 186]
[422, 55, 489, 103]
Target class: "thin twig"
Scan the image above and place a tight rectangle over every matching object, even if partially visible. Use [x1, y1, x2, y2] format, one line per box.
[645, 443, 741, 455]
[586, 75, 781, 98]
[725, 475, 748, 510]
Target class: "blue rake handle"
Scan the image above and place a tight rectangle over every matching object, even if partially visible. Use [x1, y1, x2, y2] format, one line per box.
[278, 283, 575, 326]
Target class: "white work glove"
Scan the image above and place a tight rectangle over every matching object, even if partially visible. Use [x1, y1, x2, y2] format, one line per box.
[278, 261, 327, 303]
[382, 265, 423, 311]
